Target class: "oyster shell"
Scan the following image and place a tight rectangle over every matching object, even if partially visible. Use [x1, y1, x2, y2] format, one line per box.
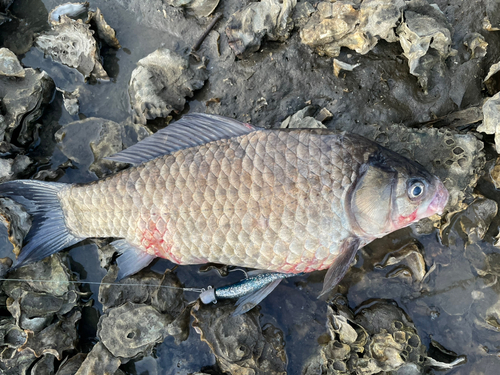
[300, 0, 405, 58]
[483, 0, 500, 31]
[0, 155, 33, 183]
[292, 1, 315, 29]
[129, 48, 208, 124]
[397, 1, 456, 92]
[0, 0, 49, 55]
[489, 156, 500, 189]
[98, 302, 169, 359]
[441, 197, 498, 246]
[0, 257, 12, 278]
[88, 8, 120, 49]
[99, 267, 185, 317]
[54, 117, 150, 178]
[226, 0, 296, 58]
[55, 353, 87, 375]
[73, 342, 121, 375]
[35, 15, 108, 80]
[375, 242, 427, 283]
[0, 68, 55, 145]
[30, 353, 55, 375]
[477, 91, 500, 153]
[0, 196, 31, 257]
[0, 48, 24, 78]
[2, 255, 80, 336]
[191, 300, 287, 374]
[0, 317, 27, 350]
[305, 299, 464, 374]
[484, 61, 500, 96]
[18, 309, 80, 360]
[300, 0, 455, 91]
[0, 348, 37, 374]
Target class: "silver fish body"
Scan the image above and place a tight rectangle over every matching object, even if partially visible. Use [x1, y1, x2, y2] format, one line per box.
[0, 114, 449, 295]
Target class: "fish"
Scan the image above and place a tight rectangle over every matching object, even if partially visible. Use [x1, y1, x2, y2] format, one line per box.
[200, 271, 303, 316]
[0, 113, 449, 300]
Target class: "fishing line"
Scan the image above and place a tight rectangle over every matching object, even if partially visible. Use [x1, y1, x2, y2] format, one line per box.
[0, 277, 205, 293]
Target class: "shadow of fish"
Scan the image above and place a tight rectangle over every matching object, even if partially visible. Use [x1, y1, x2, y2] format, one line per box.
[0, 114, 449, 302]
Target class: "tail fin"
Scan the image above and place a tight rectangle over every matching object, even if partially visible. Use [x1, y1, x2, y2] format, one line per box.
[0, 180, 83, 267]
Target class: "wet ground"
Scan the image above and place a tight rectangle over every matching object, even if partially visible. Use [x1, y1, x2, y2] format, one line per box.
[1, 0, 500, 374]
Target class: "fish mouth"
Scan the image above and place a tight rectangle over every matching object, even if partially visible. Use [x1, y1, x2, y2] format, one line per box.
[426, 179, 449, 216]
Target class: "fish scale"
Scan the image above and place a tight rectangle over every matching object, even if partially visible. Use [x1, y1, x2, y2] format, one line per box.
[59, 129, 363, 273]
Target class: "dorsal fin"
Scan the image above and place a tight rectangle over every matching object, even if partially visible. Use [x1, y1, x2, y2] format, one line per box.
[106, 113, 258, 165]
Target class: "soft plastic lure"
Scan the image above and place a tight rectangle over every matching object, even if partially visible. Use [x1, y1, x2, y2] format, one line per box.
[200, 271, 304, 316]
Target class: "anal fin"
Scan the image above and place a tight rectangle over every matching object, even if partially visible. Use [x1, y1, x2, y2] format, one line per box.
[111, 240, 156, 280]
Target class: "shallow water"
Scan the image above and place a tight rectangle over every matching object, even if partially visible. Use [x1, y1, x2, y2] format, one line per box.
[1, 0, 500, 374]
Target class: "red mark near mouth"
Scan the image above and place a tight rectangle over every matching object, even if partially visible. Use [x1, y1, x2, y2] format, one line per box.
[397, 209, 418, 228]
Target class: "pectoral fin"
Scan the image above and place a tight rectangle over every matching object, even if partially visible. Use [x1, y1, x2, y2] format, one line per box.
[319, 237, 361, 298]
[232, 279, 283, 316]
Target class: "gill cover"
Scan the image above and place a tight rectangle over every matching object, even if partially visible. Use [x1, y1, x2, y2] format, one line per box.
[350, 154, 397, 238]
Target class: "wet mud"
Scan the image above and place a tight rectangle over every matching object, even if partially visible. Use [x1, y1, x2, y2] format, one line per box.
[1, 0, 500, 374]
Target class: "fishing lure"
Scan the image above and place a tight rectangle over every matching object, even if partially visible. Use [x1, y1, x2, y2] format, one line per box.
[200, 271, 303, 316]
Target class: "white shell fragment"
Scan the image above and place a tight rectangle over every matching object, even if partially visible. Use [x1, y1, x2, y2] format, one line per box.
[56, 87, 80, 116]
[0, 48, 25, 78]
[48, 2, 89, 25]
[333, 59, 360, 77]
[167, 0, 220, 18]
[464, 32, 488, 59]
[0, 155, 32, 184]
[226, 0, 297, 58]
[35, 15, 108, 80]
[477, 92, 500, 153]
[129, 48, 208, 124]
[280, 106, 326, 129]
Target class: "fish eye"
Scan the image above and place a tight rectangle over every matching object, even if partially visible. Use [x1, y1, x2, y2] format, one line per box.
[408, 181, 425, 199]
